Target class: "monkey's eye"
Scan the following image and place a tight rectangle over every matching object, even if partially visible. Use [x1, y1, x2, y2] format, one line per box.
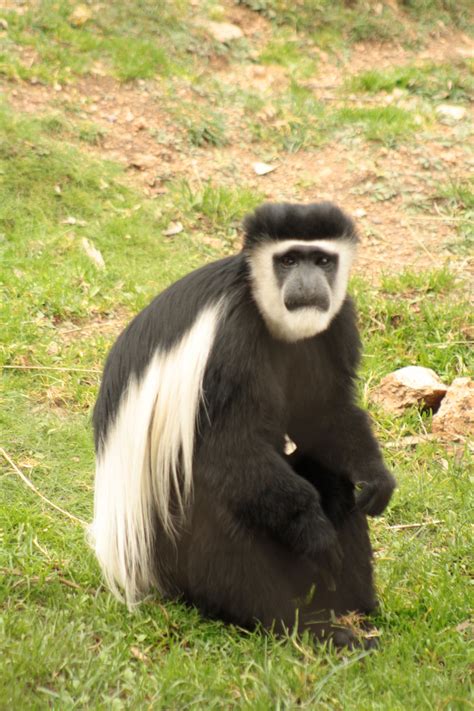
[315, 255, 331, 267]
[280, 253, 297, 268]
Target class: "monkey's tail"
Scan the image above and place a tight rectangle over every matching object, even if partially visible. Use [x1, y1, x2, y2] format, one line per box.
[89, 303, 223, 607]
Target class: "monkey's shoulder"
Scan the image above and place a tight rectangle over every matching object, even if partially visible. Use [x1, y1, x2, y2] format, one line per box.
[107, 255, 244, 363]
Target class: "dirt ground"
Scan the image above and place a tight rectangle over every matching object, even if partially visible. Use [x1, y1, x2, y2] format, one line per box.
[3, 7, 473, 279]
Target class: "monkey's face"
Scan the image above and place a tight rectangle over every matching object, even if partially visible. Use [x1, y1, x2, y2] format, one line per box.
[248, 238, 356, 342]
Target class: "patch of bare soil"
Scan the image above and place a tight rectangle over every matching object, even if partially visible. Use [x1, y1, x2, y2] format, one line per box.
[3, 21, 473, 280]
[315, 30, 474, 83]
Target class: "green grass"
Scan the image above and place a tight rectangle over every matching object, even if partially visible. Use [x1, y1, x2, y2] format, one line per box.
[259, 32, 318, 78]
[334, 105, 423, 145]
[0, 0, 196, 83]
[347, 60, 474, 103]
[247, 94, 423, 152]
[400, 0, 474, 29]
[238, 0, 473, 45]
[238, 0, 404, 43]
[429, 178, 474, 255]
[354, 269, 473, 382]
[248, 80, 327, 152]
[1, 97, 473, 709]
[1, 1, 473, 707]
[181, 109, 229, 148]
[38, 112, 106, 145]
[174, 180, 262, 227]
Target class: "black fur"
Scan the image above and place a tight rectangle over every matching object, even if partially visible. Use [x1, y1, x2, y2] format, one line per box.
[93, 201, 395, 648]
[243, 201, 357, 248]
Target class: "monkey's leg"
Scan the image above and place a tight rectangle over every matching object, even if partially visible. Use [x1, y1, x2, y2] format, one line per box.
[174, 484, 376, 649]
[288, 452, 378, 616]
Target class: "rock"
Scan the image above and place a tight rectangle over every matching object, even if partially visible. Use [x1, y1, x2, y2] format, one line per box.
[81, 237, 105, 269]
[432, 378, 474, 440]
[252, 162, 276, 176]
[162, 221, 184, 237]
[47, 341, 60, 356]
[371, 366, 448, 414]
[69, 4, 92, 27]
[199, 20, 243, 43]
[436, 105, 466, 122]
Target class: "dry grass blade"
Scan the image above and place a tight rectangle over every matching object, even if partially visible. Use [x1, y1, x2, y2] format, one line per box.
[1, 567, 83, 591]
[388, 520, 444, 530]
[3, 365, 101, 374]
[0, 447, 88, 527]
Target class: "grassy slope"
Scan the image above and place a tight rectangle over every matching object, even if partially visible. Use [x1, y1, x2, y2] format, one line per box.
[1, 1, 473, 709]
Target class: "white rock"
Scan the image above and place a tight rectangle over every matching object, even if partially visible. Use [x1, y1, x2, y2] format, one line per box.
[81, 238, 105, 269]
[371, 366, 448, 414]
[163, 221, 184, 237]
[252, 162, 276, 176]
[200, 21, 243, 43]
[436, 105, 466, 122]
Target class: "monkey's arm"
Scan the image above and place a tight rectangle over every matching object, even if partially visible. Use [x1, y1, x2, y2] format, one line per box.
[288, 374, 395, 518]
[195, 424, 342, 572]
[297, 404, 395, 516]
[288, 303, 395, 516]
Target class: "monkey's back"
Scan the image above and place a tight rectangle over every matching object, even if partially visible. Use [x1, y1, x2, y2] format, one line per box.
[93, 254, 248, 450]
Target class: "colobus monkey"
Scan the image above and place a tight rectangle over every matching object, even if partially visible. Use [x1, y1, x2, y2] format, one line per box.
[91, 202, 396, 648]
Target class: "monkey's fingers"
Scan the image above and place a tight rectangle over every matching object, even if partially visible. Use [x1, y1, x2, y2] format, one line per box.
[356, 474, 396, 516]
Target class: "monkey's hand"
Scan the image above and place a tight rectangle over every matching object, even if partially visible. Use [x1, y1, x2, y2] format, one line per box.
[355, 468, 396, 516]
[286, 497, 343, 575]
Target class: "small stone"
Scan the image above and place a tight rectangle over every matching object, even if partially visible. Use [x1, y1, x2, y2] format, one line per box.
[436, 105, 466, 122]
[392, 88, 405, 99]
[47, 342, 60, 356]
[163, 221, 184, 237]
[252, 162, 276, 176]
[370, 366, 448, 415]
[353, 208, 367, 218]
[199, 20, 243, 43]
[69, 4, 92, 27]
[81, 237, 105, 269]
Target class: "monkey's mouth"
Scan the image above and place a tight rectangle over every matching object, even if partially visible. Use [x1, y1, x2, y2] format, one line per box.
[284, 295, 330, 312]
